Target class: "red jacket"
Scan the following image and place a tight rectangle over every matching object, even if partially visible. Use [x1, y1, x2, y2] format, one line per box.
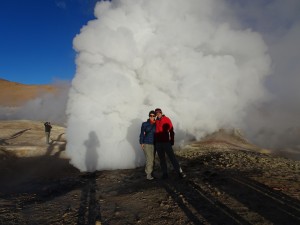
[155, 115, 174, 144]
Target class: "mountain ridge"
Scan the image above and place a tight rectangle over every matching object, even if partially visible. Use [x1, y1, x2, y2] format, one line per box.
[0, 78, 56, 106]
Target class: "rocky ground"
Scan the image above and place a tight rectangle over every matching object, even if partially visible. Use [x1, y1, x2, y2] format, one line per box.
[0, 120, 299, 225]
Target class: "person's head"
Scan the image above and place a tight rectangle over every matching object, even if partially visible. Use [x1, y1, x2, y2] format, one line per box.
[155, 108, 163, 119]
[149, 110, 156, 121]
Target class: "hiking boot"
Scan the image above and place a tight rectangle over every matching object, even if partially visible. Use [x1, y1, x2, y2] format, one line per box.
[147, 174, 154, 180]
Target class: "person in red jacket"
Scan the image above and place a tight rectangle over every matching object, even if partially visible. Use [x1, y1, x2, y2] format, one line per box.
[154, 108, 186, 179]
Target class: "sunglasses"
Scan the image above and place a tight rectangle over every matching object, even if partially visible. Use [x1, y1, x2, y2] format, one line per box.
[149, 115, 156, 117]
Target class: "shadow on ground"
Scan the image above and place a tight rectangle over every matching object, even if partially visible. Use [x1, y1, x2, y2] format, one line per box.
[0, 149, 299, 225]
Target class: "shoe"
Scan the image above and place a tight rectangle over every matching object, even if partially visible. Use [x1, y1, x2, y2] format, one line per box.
[147, 174, 154, 180]
[179, 172, 186, 179]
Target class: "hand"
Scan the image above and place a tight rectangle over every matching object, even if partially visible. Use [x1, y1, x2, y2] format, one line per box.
[170, 140, 174, 146]
[141, 144, 144, 149]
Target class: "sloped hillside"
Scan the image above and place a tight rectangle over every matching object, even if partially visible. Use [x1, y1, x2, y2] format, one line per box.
[0, 79, 56, 106]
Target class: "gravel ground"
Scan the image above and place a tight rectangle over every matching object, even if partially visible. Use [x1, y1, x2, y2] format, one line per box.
[0, 122, 299, 224]
[0, 143, 299, 225]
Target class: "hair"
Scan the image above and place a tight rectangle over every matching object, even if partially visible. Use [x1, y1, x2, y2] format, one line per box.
[155, 108, 162, 113]
[149, 110, 156, 116]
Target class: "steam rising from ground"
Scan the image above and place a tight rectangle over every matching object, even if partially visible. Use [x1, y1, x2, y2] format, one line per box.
[228, 0, 300, 151]
[0, 0, 297, 169]
[66, 0, 274, 171]
[0, 83, 69, 125]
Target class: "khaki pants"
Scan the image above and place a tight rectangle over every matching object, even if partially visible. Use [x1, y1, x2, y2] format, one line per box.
[143, 144, 155, 175]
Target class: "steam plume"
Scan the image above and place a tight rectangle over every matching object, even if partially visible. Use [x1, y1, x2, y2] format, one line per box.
[0, 83, 69, 125]
[66, 0, 272, 171]
[228, 0, 300, 152]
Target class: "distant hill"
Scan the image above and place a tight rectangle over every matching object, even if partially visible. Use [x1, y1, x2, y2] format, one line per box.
[0, 79, 56, 106]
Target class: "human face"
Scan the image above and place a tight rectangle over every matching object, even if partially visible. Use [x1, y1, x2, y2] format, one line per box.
[149, 114, 156, 120]
[155, 111, 162, 119]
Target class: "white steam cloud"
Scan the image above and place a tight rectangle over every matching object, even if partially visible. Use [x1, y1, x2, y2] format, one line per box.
[66, 0, 273, 171]
[227, 0, 300, 152]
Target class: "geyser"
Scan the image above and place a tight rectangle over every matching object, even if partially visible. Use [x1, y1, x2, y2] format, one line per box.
[66, 0, 271, 171]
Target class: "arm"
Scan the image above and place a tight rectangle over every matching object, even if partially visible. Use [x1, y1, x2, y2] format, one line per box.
[139, 123, 145, 148]
[166, 117, 175, 145]
[170, 127, 175, 145]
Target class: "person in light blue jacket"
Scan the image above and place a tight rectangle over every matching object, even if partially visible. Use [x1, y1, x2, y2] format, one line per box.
[139, 110, 156, 180]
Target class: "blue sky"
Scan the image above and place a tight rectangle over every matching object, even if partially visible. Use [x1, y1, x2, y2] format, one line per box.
[0, 0, 98, 85]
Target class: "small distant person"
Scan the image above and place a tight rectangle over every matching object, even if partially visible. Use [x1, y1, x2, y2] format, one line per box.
[139, 110, 156, 180]
[154, 108, 186, 179]
[44, 122, 52, 144]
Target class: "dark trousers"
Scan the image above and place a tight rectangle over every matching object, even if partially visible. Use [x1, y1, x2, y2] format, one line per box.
[155, 142, 181, 175]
